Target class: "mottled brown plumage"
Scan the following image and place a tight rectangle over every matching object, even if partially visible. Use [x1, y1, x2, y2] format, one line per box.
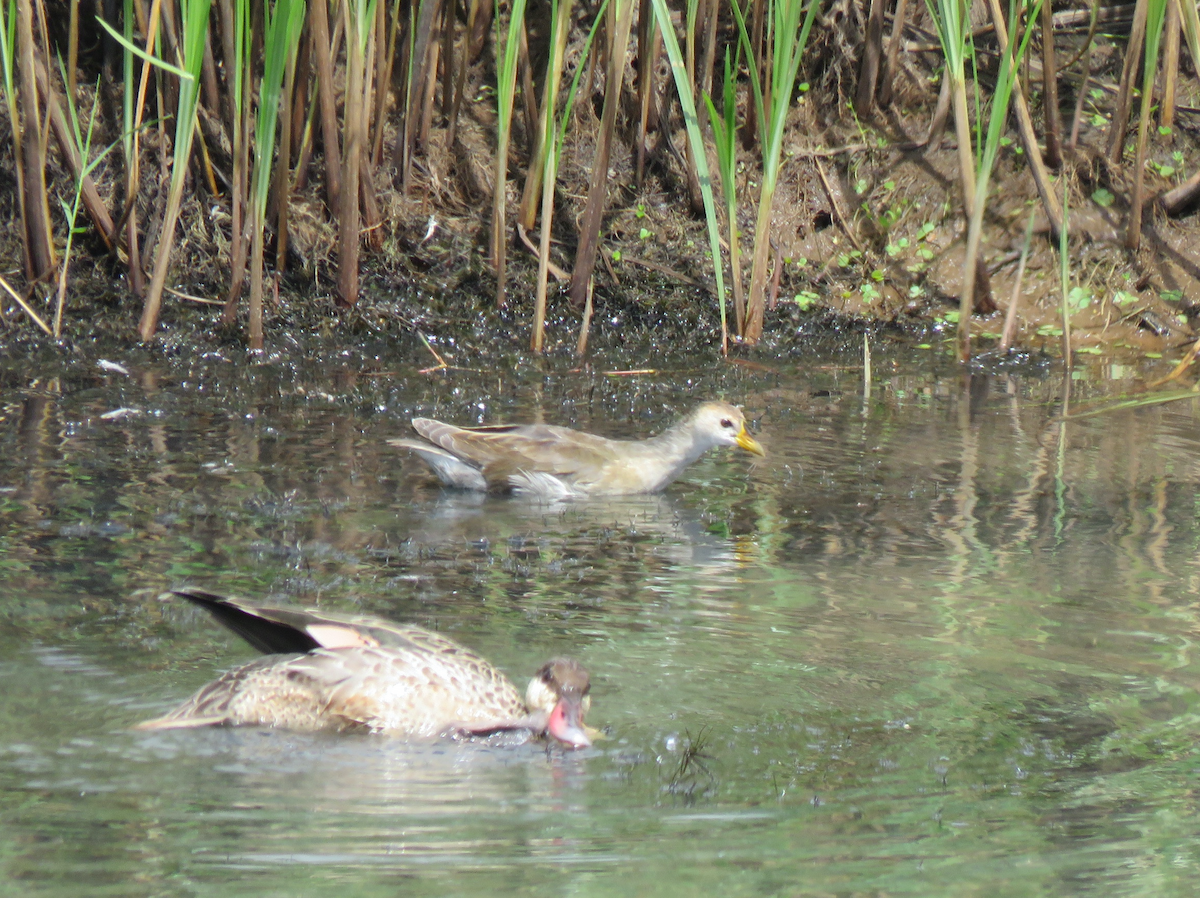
[137, 589, 593, 748]
[389, 401, 765, 498]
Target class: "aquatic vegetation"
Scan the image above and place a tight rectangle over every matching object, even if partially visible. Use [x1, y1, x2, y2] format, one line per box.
[0, 0, 1196, 360]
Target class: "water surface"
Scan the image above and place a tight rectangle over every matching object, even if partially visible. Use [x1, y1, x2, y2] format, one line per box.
[3, 346, 1200, 896]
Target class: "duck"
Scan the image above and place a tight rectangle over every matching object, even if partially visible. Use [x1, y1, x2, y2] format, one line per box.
[136, 588, 593, 748]
[388, 400, 765, 498]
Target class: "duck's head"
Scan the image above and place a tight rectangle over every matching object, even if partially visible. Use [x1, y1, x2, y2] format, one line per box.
[690, 402, 765, 456]
[526, 658, 592, 749]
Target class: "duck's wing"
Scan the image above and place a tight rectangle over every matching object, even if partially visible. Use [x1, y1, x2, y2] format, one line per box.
[387, 438, 488, 490]
[171, 588, 474, 656]
[172, 588, 325, 654]
[410, 420, 620, 491]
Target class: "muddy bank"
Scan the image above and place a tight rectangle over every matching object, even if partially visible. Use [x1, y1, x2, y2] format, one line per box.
[3, 3, 1200, 368]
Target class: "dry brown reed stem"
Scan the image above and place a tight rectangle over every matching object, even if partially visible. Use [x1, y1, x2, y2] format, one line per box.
[744, 0, 763, 149]
[446, 0, 483, 149]
[372, 0, 397, 168]
[310, 0, 342, 208]
[699, 0, 717, 100]
[338, 0, 367, 308]
[1161, 0, 1179, 128]
[1106, 0, 1148, 165]
[515, 70, 543, 227]
[16, 0, 55, 281]
[0, 273, 52, 335]
[568, 0, 636, 311]
[489, 0, 525, 308]
[517, 26, 538, 158]
[126, 0, 167, 302]
[856, 0, 886, 115]
[1040, 0, 1062, 167]
[1160, 168, 1200, 215]
[400, 0, 439, 192]
[439, 0, 453, 122]
[1068, 1, 1101, 151]
[66, 0, 78, 98]
[1126, 0, 1168, 250]
[878, 0, 909, 106]
[219, 0, 248, 319]
[636, 0, 658, 185]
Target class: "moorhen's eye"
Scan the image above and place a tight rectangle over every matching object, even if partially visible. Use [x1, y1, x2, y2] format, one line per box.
[720, 418, 733, 428]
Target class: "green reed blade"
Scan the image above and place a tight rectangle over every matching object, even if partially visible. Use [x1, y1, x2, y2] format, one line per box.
[650, 0, 728, 352]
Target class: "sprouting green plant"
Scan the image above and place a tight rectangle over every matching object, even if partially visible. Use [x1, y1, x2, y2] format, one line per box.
[246, 0, 307, 348]
[793, 290, 819, 310]
[53, 72, 122, 338]
[529, 0, 578, 351]
[1059, 169, 1071, 366]
[703, 46, 745, 333]
[1125, 0, 1169, 249]
[490, 0, 530, 306]
[956, 0, 1043, 359]
[730, 0, 821, 344]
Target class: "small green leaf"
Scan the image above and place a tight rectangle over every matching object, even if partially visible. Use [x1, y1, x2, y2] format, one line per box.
[639, 228, 651, 240]
[793, 290, 819, 310]
[1092, 187, 1114, 207]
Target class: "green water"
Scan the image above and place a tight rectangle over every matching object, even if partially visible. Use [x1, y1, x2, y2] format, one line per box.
[3, 346, 1200, 896]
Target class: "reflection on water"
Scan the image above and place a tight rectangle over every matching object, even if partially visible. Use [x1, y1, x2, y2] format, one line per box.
[4, 351, 1200, 895]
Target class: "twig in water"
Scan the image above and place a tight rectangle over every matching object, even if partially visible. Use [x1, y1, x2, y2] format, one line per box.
[0, 274, 52, 336]
[417, 332, 449, 373]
